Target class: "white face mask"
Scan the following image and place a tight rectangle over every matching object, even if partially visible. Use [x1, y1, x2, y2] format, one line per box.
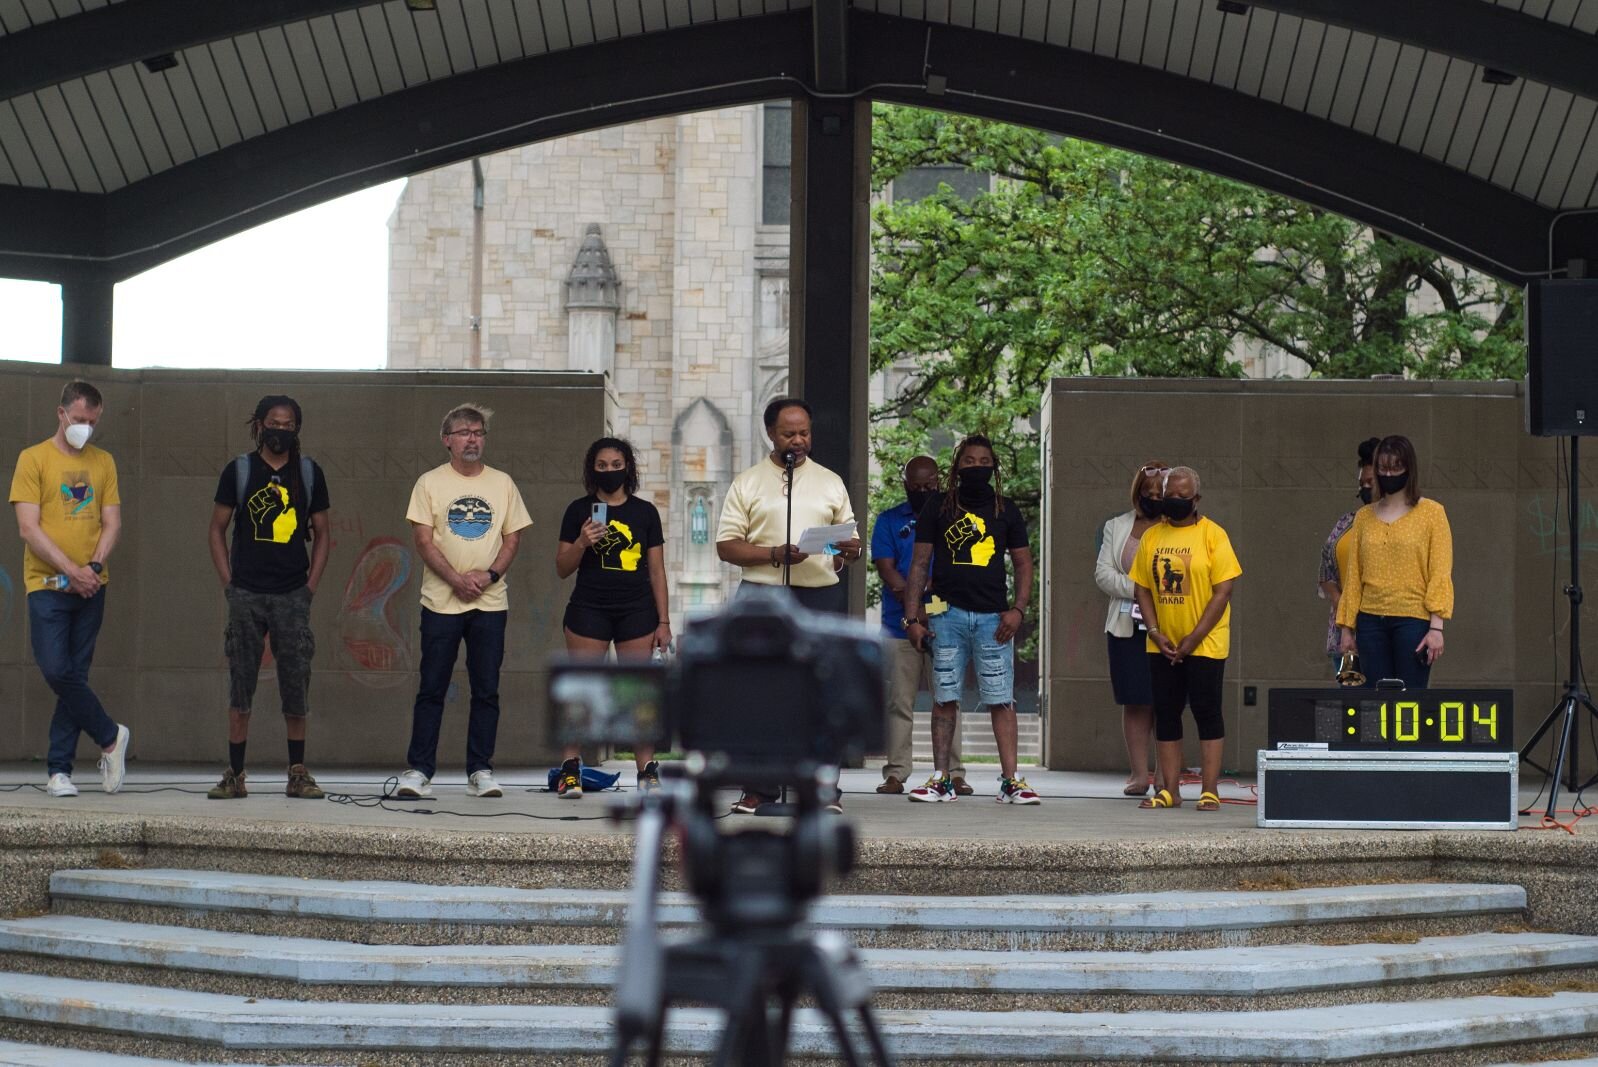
[64, 423, 93, 449]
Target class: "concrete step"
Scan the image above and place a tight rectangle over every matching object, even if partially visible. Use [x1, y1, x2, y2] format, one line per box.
[4, 971, 1598, 1063]
[48, 869, 1527, 950]
[3, 915, 1597, 1013]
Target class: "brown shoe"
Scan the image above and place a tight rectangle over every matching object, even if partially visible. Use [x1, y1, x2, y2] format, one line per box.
[877, 775, 905, 794]
[285, 764, 324, 800]
[207, 768, 247, 800]
[951, 776, 974, 796]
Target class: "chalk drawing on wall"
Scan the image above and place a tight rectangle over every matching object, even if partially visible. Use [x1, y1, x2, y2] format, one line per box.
[336, 537, 414, 688]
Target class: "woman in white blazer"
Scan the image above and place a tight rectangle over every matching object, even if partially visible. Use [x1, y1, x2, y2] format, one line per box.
[1094, 462, 1167, 796]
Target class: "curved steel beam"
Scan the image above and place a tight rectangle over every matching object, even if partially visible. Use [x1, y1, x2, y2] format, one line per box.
[0, 9, 1560, 283]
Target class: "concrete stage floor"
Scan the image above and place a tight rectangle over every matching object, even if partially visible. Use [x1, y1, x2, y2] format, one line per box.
[0, 761, 1591, 840]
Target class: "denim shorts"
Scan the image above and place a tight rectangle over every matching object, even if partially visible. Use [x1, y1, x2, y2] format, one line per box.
[929, 605, 1015, 706]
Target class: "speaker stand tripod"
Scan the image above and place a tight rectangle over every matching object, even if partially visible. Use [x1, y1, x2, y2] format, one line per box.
[1519, 435, 1598, 819]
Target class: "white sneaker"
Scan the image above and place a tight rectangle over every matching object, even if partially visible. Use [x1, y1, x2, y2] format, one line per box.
[46, 773, 78, 798]
[393, 769, 432, 799]
[97, 724, 129, 794]
[467, 770, 503, 798]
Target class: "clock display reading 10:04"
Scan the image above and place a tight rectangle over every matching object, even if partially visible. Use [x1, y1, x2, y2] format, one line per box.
[1311, 700, 1501, 745]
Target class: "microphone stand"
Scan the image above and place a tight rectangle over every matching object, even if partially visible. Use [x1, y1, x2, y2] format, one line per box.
[782, 451, 796, 588]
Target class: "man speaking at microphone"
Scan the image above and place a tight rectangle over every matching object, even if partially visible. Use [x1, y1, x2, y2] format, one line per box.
[716, 397, 861, 814]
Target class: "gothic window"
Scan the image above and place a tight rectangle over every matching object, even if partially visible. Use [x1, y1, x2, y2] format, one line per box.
[891, 164, 990, 203]
[761, 102, 793, 226]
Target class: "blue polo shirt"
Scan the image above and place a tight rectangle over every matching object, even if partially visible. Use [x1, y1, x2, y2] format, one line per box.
[871, 500, 931, 639]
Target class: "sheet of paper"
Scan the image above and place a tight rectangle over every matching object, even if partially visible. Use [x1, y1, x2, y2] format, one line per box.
[795, 522, 857, 554]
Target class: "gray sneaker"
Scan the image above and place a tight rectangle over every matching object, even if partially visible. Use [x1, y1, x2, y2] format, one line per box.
[97, 724, 129, 794]
[393, 769, 432, 799]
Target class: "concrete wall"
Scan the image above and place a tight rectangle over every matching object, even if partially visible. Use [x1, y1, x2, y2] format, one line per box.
[1041, 377, 1585, 774]
[0, 361, 604, 771]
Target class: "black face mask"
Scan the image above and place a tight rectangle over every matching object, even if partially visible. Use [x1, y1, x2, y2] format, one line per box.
[957, 466, 995, 492]
[593, 468, 627, 494]
[1137, 496, 1163, 520]
[906, 489, 936, 514]
[1358, 486, 1374, 505]
[1377, 472, 1409, 497]
[260, 428, 298, 454]
[1163, 497, 1195, 521]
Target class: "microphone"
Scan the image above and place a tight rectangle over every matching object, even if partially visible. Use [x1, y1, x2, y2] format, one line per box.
[782, 450, 797, 467]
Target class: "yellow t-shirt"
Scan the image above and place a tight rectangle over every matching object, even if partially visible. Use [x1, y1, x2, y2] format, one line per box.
[715, 456, 856, 588]
[1335, 498, 1454, 626]
[1131, 516, 1243, 659]
[8, 440, 120, 593]
[405, 463, 533, 614]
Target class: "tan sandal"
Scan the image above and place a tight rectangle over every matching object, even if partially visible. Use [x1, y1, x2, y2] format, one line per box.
[1139, 788, 1179, 809]
[1196, 790, 1221, 812]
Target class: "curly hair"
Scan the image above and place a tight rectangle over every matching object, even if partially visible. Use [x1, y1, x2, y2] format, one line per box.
[583, 436, 639, 497]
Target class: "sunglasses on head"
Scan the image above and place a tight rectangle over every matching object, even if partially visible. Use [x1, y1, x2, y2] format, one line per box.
[1140, 465, 1170, 475]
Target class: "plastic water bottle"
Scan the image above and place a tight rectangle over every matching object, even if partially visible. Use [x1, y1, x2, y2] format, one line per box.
[42, 574, 70, 590]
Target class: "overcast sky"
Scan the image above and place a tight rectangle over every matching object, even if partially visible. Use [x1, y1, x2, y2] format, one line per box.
[0, 180, 406, 370]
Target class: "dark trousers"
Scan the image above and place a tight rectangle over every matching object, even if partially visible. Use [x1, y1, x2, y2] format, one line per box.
[1355, 612, 1432, 690]
[30, 589, 117, 776]
[406, 607, 507, 779]
[1147, 653, 1227, 742]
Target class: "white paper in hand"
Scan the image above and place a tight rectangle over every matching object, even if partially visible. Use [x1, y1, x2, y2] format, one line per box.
[795, 522, 857, 554]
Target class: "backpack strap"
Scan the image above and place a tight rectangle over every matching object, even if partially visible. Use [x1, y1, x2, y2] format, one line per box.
[300, 456, 315, 506]
[234, 454, 252, 513]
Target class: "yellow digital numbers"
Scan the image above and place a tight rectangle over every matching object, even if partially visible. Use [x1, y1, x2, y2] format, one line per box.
[1473, 702, 1498, 740]
[1439, 702, 1465, 742]
[1394, 701, 1420, 742]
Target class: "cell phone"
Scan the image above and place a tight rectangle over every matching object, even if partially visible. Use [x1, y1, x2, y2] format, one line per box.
[1414, 646, 1432, 667]
[591, 501, 608, 526]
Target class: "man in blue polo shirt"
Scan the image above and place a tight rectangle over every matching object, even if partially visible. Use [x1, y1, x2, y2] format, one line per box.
[872, 456, 966, 795]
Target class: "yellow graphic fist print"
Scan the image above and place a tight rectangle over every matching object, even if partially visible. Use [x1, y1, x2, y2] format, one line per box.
[247, 483, 298, 544]
[947, 511, 995, 567]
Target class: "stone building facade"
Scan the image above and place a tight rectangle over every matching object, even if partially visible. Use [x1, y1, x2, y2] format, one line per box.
[387, 104, 798, 624]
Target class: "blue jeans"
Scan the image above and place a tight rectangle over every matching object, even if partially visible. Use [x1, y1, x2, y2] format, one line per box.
[30, 589, 117, 777]
[1354, 612, 1432, 690]
[929, 605, 1015, 707]
[406, 608, 507, 779]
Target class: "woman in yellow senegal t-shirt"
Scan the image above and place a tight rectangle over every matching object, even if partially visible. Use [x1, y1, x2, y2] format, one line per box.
[1131, 466, 1242, 813]
[1336, 434, 1454, 690]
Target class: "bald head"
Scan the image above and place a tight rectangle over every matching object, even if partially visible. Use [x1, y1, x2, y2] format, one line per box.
[903, 455, 940, 494]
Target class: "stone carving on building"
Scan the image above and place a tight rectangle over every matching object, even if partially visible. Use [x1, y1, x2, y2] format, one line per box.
[563, 222, 621, 377]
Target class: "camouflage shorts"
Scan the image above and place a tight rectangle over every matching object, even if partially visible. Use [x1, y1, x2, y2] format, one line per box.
[224, 585, 315, 716]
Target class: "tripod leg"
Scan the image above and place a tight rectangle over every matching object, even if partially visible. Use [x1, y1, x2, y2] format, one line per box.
[855, 1005, 899, 1067]
[1544, 695, 1579, 822]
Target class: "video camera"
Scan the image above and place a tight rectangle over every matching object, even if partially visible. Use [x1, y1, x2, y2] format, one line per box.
[549, 587, 885, 784]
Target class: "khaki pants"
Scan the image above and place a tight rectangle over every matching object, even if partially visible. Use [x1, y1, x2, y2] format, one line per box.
[882, 636, 964, 781]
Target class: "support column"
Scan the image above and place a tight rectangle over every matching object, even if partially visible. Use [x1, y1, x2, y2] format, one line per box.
[60, 272, 114, 366]
[789, 96, 872, 617]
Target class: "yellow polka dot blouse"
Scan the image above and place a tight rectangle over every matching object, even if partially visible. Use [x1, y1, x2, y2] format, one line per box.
[1334, 497, 1454, 626]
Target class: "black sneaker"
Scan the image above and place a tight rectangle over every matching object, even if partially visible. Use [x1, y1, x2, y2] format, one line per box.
[638, 760, 662, 793]
[556, 758, 583, 799]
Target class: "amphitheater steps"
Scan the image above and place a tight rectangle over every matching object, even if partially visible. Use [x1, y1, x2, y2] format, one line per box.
[4, 868, 1598, 1063]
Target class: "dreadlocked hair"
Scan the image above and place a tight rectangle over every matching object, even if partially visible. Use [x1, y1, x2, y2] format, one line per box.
[940, 433, 1005, 518]
[249, 395, 308, 537]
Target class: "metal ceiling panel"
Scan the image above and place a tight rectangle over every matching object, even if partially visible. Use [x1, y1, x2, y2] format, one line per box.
[1372, 43, 1423, 145]
[131, 66, 196, 167]
[1419, 57, 1470, 161]
[178, 45, 243, 148]
[1464, 81, 1523, 183]
[1299, 24, 1350, 120]
[82, 70, 149, 182]
[355, 7, 408, 94]
[1534, 93, 1593, 205]
[0, 101, 48, 186]
[105, 65, 173, 174]
[332, 9, 386, 101]
[1552, 99, 1598, 208]
[33, 85, 100, 192]
[1254, 13, 1301, 103]
[1512, 84, 1567, 197]
[993, 0, 1023, 38]
[1209, 7, 1251, 91]
[1492, 81, 1551, 189]
[1325, 31, 1375, 130]
[407, 6, 457, 78]
[257, 28, 315, 126]
[459, 0, 504, 64]
[380, 5, 431, 87]
[305, 15, 362, 108]
[279, 22, 337, 117]
[61, 76, 131, 187]
[232, 34, 290, 131]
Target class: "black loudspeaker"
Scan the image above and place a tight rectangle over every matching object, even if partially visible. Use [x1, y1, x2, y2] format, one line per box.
[1528, 279, 1598, 436]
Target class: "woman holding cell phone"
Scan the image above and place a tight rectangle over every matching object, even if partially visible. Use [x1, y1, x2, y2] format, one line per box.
[554, 437, 671, 797]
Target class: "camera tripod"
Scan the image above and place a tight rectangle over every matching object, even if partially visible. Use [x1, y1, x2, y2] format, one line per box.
[608, 779, 895, 1067]
[1520, 435, 1598, 820]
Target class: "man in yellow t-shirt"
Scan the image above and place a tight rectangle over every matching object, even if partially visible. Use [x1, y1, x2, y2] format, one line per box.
[1131, 466, 1242, 813]
[8, 380, 130, 798]
[393, 404, 533, 801]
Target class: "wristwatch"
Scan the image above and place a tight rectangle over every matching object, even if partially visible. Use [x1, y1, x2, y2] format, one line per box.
[486, 569, 501, 584]
[87, 562, 103, 575]
[901, 617, 923, 630]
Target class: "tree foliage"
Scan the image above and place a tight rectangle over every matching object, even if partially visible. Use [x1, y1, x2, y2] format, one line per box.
[866, 105, 1525, 653]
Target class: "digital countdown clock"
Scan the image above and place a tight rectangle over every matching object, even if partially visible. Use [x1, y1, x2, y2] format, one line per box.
[1267, 689, 1514, 752]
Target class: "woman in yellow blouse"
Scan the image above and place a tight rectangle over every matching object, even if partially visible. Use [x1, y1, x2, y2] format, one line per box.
[1336, 435, 1453, 688]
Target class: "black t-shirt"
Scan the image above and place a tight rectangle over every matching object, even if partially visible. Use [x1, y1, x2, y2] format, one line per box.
[214, 453, 331, 595]
[559, 494, 665, 609]
[915, 492, 1030, 614]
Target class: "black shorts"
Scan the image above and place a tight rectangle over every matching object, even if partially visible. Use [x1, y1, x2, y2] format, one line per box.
[1148, 653, 1227, 742]
[563, 600, 659, 643]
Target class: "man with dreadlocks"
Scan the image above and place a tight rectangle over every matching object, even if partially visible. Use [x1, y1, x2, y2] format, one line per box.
[903, 434, 1041, 805]
[206, 395, 331, 800]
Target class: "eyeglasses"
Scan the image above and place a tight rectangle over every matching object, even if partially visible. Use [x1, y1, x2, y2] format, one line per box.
[446, 429, 488, 440]
[1140, 465, 1170, 475]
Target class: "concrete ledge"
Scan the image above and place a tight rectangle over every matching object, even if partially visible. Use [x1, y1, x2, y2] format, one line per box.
[5, 972, 1598, 1061]
[47, 869, 1526, 933]
[3, 916, 1596, 998]
[0, 1040, 274, 1066]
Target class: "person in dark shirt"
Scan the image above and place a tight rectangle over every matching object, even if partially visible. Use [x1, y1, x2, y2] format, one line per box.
[205, 396, 330, 801]
[904, 434, 1039, 805]
[554, 437, 669, 797]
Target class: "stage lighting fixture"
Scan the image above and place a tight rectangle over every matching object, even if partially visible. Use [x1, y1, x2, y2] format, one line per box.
[405, 0, 437, 10]
[141, 54, 179, 74]
[1482, 68, 1517, 85]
